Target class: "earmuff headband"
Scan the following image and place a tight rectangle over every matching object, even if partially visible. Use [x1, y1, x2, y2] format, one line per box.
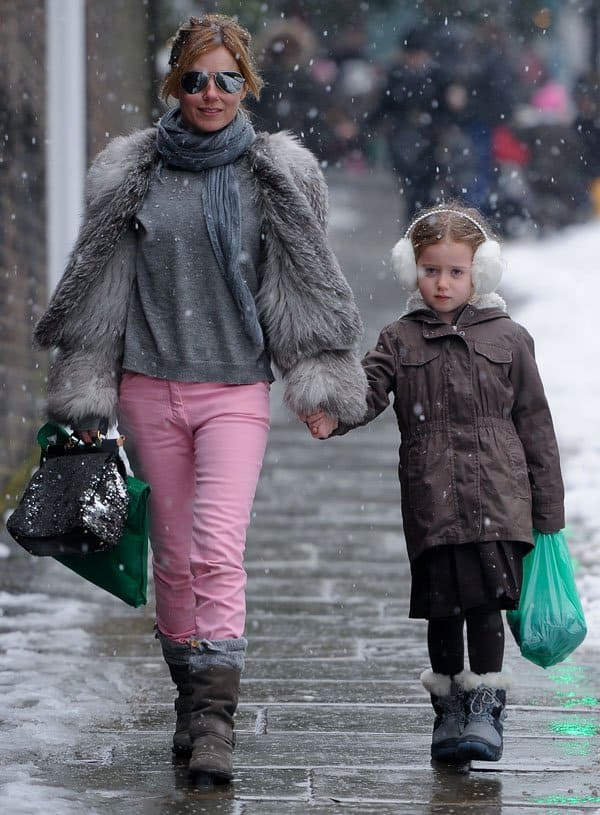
[392, 208, 504, 296]
[404, 208, 489, 240]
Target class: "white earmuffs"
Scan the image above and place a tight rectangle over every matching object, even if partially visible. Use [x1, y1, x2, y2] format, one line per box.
[391, 209, 505, 295]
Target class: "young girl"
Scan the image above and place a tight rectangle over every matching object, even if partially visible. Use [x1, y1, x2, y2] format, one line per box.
[305, 202, 565, 763]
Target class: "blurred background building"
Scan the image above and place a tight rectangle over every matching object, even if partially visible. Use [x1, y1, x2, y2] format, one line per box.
[1, 0, 599, 500]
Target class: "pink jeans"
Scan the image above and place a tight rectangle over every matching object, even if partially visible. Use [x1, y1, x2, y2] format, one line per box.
[118, 372, 270, 643]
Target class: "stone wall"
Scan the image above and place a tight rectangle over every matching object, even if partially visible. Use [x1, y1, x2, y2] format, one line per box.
[0, 1, 48, 496]
[0, 0, 154, 502]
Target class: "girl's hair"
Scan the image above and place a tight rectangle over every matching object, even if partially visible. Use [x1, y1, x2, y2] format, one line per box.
[160, 14, 263, 103]
[408, 201, 497, 262]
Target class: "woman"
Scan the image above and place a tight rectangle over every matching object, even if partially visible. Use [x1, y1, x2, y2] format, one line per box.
[34, 14, 367, 784]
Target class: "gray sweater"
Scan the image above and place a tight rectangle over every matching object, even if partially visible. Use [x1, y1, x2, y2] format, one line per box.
[122, 158, 274, 384]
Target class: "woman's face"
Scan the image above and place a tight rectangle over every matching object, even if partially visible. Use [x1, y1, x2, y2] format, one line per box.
[175, 45, 247, 133]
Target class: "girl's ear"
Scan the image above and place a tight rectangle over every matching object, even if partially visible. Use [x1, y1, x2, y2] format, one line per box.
[392, 237, 418, 290]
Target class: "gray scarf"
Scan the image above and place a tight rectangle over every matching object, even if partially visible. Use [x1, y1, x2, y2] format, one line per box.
[156, 107, 263, 348]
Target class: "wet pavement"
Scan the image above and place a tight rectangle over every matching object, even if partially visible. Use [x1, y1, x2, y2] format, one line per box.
[1, 169, 599, 814]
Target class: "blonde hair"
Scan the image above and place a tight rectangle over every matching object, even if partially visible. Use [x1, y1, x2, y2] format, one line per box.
[161, 14, 263, 103]
[408, 202, 497, 262]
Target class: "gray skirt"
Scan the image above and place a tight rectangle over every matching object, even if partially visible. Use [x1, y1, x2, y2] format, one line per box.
[409, 540, 531, 620]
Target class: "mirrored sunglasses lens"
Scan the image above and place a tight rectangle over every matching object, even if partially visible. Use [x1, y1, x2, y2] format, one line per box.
[180, 72, 207, 94]
[215, 72, 245, 93]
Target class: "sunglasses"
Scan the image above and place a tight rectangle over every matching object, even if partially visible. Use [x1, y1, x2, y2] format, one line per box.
[180, 70, 245, 95]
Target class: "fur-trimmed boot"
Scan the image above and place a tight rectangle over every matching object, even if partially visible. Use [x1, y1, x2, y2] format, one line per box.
[421, 669, 466, 762]
[188, 637, 247, 785]
[156, 630, 193, 757]
[456, 670, 510, 762]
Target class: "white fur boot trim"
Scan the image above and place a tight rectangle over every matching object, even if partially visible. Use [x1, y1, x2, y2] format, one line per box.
[456, 669, 514, 692]
[420, 669, 453, 697]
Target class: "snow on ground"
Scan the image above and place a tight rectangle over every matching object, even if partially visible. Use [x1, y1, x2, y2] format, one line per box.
[504, 220, 600, 648]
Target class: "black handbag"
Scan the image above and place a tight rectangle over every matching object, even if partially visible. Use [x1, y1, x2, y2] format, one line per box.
[7, 424, 130, 556]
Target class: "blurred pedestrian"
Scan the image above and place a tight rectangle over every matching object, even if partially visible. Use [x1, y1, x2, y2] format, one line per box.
[325, 24, 382, 171]
[34, 13, 366, 785]
[369, 27, 446, 217]
[573, 73, 600, 216]
[248, 18, 328, 158]
[436, 20, 519, 215]
[304, 202, 564, 764]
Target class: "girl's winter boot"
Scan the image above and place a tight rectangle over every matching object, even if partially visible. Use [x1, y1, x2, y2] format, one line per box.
[187, 637, 247, 785]
[456, 670, 510, 762]
[420, 669, 466, 762]
[156, 630, 193, 757]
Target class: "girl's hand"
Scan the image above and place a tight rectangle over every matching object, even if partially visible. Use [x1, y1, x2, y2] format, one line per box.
[303, 410, 339, 439]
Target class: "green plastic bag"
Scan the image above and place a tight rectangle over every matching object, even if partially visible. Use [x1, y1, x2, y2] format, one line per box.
[507, 530, 587, 668]
[35, 423, 150, 607]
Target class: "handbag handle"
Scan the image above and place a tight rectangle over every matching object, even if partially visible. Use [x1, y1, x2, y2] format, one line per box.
[37, 423, 127, 480]
[37, 422, 125, 451]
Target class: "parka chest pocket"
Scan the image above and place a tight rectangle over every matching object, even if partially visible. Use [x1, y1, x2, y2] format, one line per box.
[398, 348, 441, 368]
[473, 342, 512, 389]
[398, 347, 442, 420]
[473, 343, 512, 365]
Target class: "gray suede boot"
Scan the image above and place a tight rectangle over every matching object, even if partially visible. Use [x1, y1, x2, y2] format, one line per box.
[156, 630, 193, 757]
[456, 670, 510, 762]
[421, 669, 466, 762]
[187, 637, 247, 785]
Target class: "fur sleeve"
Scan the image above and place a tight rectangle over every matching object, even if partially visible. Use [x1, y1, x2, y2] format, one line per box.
[265, 131, 329, 230]
[251, 132, 367, 425]
[33, 131, 156, 424]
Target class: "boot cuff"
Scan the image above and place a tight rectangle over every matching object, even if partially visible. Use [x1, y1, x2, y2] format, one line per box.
[456, 669, 514, 692]
[156, 628, 192, 666]
[189, 636, 248, 672]
[420, 669, 453, 696]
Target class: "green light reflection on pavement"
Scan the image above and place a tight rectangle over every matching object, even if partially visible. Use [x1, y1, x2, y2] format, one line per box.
[535, 795, 600, 805]
[549, 716, 598, 737]
[544, 660, 599, 758]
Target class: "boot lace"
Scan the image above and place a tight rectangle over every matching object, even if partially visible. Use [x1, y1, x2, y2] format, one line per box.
[468, 687, 506, 722]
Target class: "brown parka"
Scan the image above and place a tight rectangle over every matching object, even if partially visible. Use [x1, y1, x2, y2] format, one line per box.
[337, 304, 565, 563]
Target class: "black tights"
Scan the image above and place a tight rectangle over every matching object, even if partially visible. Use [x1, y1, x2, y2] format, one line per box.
[427, 604, 504, 676]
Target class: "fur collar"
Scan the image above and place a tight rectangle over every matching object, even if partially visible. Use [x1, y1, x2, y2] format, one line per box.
[402, 290, 507, 317]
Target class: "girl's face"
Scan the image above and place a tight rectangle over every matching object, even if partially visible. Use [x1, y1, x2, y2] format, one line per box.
[175, 45, 247, 133]
[416, 239, 474, 323]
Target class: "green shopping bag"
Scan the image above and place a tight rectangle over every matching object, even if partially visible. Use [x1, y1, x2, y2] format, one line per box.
[507, 530, 587, 668]
[55, 474, 150, 607]
[36, 423, 150, 608]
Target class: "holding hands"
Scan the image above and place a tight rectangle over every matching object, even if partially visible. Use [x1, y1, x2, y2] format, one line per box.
[303, 410, 339, 439]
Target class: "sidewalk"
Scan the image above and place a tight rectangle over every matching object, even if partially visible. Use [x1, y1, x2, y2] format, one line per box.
[1, 169, 599, 815]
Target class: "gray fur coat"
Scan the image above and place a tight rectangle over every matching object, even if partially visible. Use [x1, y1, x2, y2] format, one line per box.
[34, 129, 367, 427]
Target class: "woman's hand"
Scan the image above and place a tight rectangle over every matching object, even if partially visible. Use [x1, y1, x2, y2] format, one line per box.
[302, 411, 339, 439]
[78, 429, 100, 445]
